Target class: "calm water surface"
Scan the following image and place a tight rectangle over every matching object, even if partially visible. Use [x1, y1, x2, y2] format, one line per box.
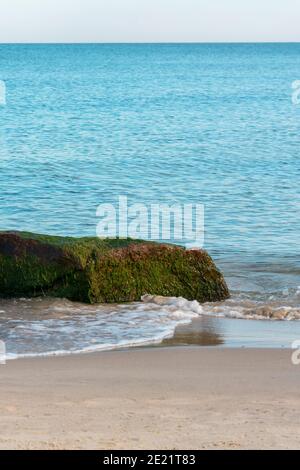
[0, 44, 299, 356]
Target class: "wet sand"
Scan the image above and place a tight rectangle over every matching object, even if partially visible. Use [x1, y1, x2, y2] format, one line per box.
[164, 315, 300, 348]
[0, 347, 300, 449]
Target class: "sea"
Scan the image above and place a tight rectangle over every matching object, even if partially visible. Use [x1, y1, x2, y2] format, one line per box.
[0, 43, 299, 358]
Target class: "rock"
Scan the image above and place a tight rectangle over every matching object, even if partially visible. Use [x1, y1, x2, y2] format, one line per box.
[0, 231, 230, 304]
[254, 306, 273, 318]
[270, 308, 290, 320]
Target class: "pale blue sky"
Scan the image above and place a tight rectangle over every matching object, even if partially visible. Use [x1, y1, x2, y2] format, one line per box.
[0, 0, 299, 43]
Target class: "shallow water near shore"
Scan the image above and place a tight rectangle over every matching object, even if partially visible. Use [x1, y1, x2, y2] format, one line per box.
[165, 315, 300, 349]
[1, 296, 300, 358]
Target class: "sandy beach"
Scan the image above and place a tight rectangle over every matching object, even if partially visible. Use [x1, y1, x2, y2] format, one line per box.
[0, 347, 299, 450]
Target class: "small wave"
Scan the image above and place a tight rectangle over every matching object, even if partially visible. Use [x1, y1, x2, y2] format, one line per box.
[1, 296, 199, 360]
[5, 334, 174, 361]
[142, 290, 300, 321]
[142, 294, 203, 315]
[1, 283, 300, 360]
[200, 286, 300, 321]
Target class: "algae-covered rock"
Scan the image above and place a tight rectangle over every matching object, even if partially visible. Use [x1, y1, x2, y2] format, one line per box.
[0, 232, 230, 304]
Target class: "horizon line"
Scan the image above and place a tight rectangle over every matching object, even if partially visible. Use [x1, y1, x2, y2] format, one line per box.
[0, 41, 300, 45]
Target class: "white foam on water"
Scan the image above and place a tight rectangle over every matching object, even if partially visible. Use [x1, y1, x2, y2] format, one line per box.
[0, 296, 199, 360]
[1, 281, 300, 359]
[143, 289, 300, 321]
[142, 294, 203, 315]
[199, 286, 300, 321]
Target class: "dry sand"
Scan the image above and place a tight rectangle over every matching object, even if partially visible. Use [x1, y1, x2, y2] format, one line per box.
[0, 347, 299, 450]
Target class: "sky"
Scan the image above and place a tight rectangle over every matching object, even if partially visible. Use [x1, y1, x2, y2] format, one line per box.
[0, 0, 299, 43]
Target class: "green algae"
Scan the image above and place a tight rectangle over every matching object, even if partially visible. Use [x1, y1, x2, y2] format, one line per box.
[0, 231, 230, 304]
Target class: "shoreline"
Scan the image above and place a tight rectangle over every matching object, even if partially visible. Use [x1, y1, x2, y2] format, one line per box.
[2, 343, 295, 362]
[1, 347, 300, 449]
[3, 312, 300, 361]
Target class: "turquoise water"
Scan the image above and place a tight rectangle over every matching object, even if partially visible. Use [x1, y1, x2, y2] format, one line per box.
[0, 44, 300, 355]
[0, 44, 299, 255]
